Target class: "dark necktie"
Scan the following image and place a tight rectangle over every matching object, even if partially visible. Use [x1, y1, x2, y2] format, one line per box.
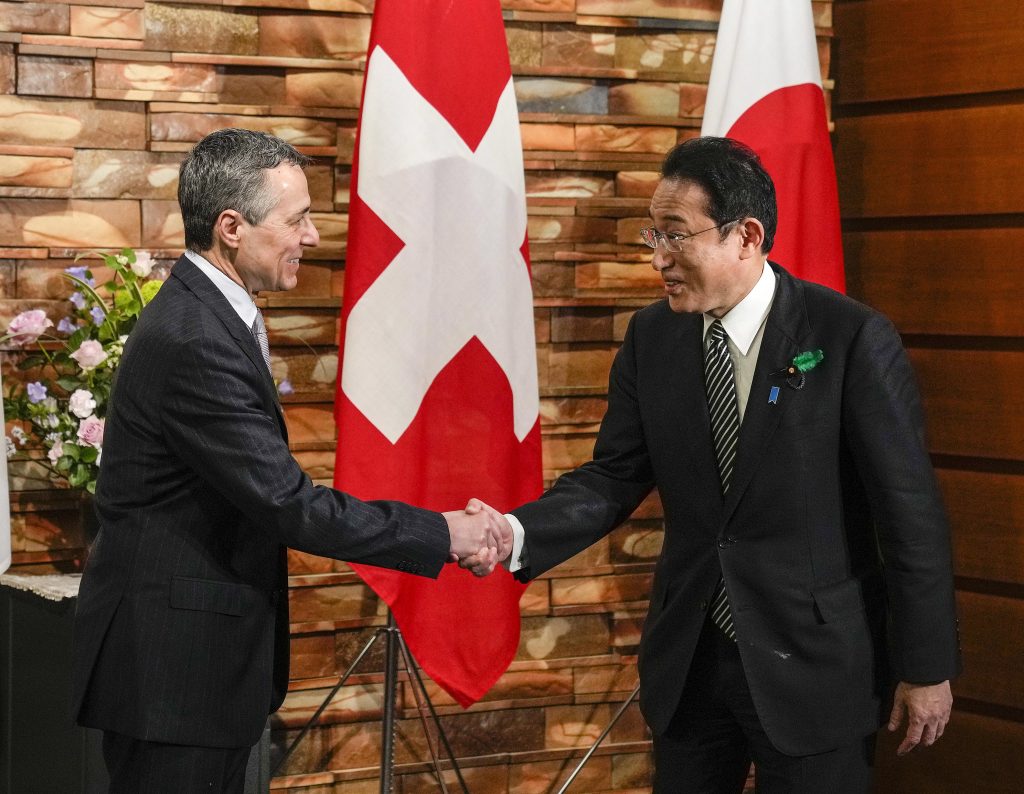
[704, 320, 739, 640]
[251, 309, 272, 374]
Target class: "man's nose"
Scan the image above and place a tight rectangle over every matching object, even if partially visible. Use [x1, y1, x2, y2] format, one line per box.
[651, 248, 673, 271]
[302, 216, 320, 247]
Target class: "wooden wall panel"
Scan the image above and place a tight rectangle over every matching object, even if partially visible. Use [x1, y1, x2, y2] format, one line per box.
[940, 468, 1024, 587]
[835, 0, 1024, 103]
[835, 4, 1024, 791]
[954, 591, 1024, 711]
[873, 710, 1024, 794]
[910, 348, 1024, 461]
[844, 229, 1024, 336]
[835, 105, 1024, 218]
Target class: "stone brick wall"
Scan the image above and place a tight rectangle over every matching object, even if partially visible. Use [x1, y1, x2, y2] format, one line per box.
[0, 2, 837, 791]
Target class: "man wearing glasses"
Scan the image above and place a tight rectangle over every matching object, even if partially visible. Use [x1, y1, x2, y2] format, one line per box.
[466, 136, 960, 792]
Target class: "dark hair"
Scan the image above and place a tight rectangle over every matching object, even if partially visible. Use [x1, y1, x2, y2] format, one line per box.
[660, 136, 777, 253]
[178, 128, 312, 252]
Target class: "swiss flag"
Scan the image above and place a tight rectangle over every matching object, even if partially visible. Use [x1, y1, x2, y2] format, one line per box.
[702, 0, 845, 292]
[333, 0, 542, 707]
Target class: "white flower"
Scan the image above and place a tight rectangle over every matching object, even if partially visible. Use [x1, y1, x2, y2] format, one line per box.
[69, 389, 97, 419]
[10, 426, 27, 445]
[130, 250, 154, 278]
[47, 438, 64, 464]
[5, 437, 15, 459]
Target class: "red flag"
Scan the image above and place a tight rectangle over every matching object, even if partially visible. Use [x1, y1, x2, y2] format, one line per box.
[334, 0, 542, 707]
[702, 0, 845, 292]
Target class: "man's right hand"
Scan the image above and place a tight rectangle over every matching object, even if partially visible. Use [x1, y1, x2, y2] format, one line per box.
[442, 500, 511, 577]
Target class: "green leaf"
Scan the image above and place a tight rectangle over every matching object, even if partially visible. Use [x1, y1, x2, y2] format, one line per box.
[68, 464, 90, 487]
[80, 446, 98, 463]
[57, 377, 80, 392]
[86, 480, 97, 495]
[17, 355, 45, 371]
[64, 442, 82, 461]
[792, 350, 824, 373]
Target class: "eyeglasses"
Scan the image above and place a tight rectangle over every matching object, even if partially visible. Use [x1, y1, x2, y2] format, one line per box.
[639, 221, 737, 253]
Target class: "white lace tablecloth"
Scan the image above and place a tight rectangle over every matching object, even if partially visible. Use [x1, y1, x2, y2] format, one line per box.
[0, 573, 82, 601]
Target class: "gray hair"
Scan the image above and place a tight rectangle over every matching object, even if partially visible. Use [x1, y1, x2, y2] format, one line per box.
[178, 128, 312, 252]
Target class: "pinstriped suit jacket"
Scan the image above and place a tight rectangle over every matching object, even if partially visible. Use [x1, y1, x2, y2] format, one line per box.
[72, 255, 450, 748]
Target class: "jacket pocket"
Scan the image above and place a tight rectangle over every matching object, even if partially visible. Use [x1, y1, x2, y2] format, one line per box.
[811, 574, 883, 624]
[169, 576, 260, 617]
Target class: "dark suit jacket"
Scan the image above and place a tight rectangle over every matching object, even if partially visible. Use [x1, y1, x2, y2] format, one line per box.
[512, 263, 960, 756]
[72, 256, 450, 748]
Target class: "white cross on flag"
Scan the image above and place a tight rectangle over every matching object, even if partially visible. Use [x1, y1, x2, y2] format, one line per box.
[334, 0, 541, 706]
[702, 0, 845, 292]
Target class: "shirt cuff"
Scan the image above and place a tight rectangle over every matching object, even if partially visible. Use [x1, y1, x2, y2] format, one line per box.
[502, 513, 527, 573]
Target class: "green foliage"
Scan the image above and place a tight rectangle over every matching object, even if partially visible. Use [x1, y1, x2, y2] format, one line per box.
[2, 248, 165, 493]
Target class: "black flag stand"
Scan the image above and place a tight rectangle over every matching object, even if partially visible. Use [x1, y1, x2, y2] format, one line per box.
[554, 683, 640, 794]
[271, 610, 468, 794]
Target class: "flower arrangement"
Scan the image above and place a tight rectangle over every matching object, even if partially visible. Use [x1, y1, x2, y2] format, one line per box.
[2, 249, 165, 494]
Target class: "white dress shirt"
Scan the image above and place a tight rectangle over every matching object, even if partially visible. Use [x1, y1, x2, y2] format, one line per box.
[505, 260, 778, 572]
[184, 249, 259, 328]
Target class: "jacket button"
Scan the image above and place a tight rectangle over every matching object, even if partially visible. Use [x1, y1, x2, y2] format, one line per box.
[700, 600, 708, 611]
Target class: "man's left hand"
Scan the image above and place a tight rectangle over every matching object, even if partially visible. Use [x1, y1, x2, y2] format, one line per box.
[888, 680, 952, 755]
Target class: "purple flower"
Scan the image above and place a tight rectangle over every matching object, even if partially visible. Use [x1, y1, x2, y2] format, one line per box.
[70, 291, 87, 310]
[90, 306, 106, 326]
[27, 382, 47, 403]
[277, 379, 295, 396]
[64, 265, 95, 287]
[57, 317, 79, 334]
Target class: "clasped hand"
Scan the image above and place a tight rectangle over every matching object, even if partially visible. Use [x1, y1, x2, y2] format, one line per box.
[443, 498, 512, 577]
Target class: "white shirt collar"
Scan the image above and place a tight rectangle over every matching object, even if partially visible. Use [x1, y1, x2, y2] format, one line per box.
[702, 260, 777, 355]
[184, 250, 258, 328]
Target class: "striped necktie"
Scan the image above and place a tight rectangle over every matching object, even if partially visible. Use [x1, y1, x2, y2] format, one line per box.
[251, 309, 272, 374]
[705, 320, 739, 640]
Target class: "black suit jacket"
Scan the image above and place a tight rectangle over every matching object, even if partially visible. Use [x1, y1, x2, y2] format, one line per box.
[72, 256, 450, 748]
[512, 264, 960, 755]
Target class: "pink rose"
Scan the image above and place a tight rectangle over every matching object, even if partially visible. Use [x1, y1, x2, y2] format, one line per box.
[6, 309, 53, 346]
[70, 339, 108, 371]
[77, 416, 104, 448]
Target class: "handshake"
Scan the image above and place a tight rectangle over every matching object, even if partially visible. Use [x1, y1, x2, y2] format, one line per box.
[443, 498, 514, 577]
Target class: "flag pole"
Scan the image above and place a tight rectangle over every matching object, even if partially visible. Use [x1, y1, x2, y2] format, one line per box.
[271, 609, 467, 793]
[555, 683, 640, 794]
[380, 610, 400, 794]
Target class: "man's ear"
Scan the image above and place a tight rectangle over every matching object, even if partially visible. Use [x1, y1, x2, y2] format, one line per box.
[213, 209, 245, 250]
[736, 217, 765, 260]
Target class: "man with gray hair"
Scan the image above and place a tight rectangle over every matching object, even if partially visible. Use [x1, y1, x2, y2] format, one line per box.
[72, 128, 507, 792]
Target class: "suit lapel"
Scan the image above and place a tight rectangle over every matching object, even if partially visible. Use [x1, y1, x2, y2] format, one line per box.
[170, 256, 288, 435]
[663, 311, 724, 509]
[722, 264, 810, 523]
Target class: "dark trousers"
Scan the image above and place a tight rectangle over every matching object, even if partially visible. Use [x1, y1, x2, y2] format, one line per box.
[102, 731, 251, 793]
[652, 618, 875, 794]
